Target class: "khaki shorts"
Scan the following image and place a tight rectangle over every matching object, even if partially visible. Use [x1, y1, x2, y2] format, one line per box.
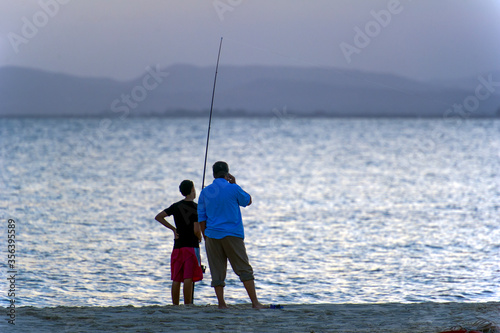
[205, 236, 254, 287]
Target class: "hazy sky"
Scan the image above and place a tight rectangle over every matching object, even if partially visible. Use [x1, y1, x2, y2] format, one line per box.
[1, 0, 500, 81]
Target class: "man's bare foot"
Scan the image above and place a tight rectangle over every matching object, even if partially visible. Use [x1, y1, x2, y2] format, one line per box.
[252, 302, 267, 309]
[218, 302, 228, 309]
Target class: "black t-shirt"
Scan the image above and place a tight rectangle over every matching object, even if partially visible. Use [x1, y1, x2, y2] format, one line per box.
[164, 200, 199, 249]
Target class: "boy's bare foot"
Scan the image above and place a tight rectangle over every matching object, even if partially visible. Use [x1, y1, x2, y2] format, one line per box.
[218, 299, 228, 309]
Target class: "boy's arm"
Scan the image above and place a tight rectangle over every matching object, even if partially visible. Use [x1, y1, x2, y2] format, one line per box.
[155, 211, 179, 239]
[199, 221, 206, 239]
[193, 222, 202, 242]
[197, 191, 207, 239]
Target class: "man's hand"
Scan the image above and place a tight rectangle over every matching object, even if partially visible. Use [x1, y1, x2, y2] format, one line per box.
[225, 173, 236, 184]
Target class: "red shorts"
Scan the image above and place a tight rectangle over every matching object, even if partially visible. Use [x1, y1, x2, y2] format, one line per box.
[171, 247, 203, 282]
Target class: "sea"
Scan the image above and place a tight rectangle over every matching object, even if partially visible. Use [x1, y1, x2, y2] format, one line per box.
[1, 116, 499, 308]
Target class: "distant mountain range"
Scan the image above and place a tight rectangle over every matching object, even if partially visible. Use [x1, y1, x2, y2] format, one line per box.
[1, 65, 499, 117]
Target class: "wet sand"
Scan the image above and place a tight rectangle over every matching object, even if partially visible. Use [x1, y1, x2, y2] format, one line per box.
[2, 302, 499, 332]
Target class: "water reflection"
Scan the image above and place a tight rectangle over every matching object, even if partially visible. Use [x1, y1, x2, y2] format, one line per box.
[1, 117, 498, 306]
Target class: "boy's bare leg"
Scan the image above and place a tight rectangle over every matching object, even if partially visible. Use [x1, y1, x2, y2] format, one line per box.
[183, 279, 193, 304]
[214, 286, 228, 309]
[172, 281, 181, 305]
[243, 280, 266, 309]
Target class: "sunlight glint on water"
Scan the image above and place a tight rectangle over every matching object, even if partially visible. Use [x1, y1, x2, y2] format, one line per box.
[1, 117, 498, 307]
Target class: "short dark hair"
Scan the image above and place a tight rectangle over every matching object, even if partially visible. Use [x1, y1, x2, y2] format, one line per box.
[212, 161, 229, 178]
[179, 180, 194, 196]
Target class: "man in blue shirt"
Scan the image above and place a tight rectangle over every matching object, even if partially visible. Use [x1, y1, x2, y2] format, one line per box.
[198, 161, 265, 309]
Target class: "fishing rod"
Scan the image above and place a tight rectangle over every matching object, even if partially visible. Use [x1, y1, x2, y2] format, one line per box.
[193, 38, 223, 305]
[202, 37, 223, 190]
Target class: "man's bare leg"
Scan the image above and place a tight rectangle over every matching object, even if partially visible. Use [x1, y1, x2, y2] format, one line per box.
[172, 281, 181, 305]
[243, 280, 266, 309]
[183, 279, 193, 304]
[214, 286, 228, 309]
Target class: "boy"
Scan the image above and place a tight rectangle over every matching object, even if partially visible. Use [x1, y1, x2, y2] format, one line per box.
[155, 180, 203, 305]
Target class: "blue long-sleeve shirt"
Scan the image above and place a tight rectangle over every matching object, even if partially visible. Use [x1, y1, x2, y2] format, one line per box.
[198, 178, 251, 239]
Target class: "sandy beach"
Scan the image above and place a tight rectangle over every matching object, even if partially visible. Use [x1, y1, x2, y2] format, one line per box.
[2, 302, 499, 332]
